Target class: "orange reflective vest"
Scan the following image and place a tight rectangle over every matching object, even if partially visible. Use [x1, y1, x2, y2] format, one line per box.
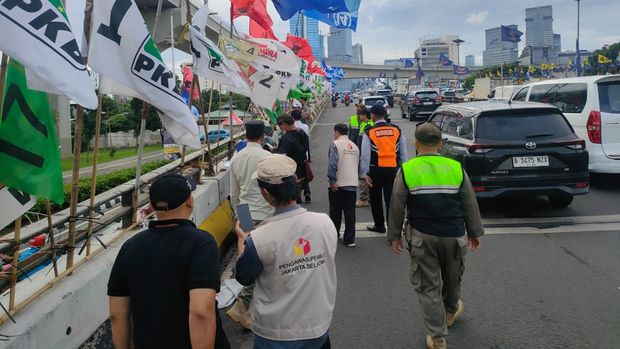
[366, 123, 402, 168]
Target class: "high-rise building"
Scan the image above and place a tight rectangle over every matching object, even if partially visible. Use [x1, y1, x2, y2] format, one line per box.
[327, 27, 353, 63]
[465, 54, 476, 67]
[483, 25, 519, 67]
[289, 13, 321, 59]
[318, 34, 326, 61]
[352, 43, 363, 64]
[554, 33, 562, 56]
[525, 6, 558, 64]
[414, 35, 460, 69]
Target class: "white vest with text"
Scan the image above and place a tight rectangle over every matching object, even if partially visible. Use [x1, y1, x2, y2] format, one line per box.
[333, 135, 360, 187]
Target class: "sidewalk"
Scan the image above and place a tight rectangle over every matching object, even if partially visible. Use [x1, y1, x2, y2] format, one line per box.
[62, 150, 164, 183]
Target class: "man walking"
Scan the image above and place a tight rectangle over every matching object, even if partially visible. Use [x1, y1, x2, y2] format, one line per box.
[235, 154, 337, 348]
[292, 109, 309, 136]
[355, 109, 373, 208]
[228, 120, 273, 329]
[108, 174, 230, 349]
[388, 123, 484, 349]
[359, 104, 408, 233]
[277, 114, 311, 203]
[328, 123, 360, 247]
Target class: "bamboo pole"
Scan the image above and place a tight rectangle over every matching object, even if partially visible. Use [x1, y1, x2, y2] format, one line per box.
[66, 105, 84, 270]
[8, 217, 21, 310]
[203, 81, 216, 174]
[227, 8, 234, 160]
[45, 200, 59, 277]
[85, 94, 103, 256]
[0, 54, 8, 118]
[196, 79, 215, 175]
[132, 104, 149, 223]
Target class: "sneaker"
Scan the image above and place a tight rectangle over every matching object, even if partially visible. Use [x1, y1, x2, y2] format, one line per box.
[446, 300, 464, 327]
[226, 299, 251, 330]
[355, 200, 369, 207]
[344, 241, 356, 247]
[366, 225, 386, 233]
[425, 335, 447, 349]
[305, 195, 312, 203]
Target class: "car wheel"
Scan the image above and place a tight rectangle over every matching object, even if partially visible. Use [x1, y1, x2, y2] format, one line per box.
[548, 193, 574, 207]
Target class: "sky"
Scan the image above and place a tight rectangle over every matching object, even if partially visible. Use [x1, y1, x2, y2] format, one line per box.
[62, 0, 620, 68]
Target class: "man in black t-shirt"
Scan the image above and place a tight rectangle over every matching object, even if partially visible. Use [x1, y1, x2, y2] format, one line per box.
[107, 173, 230, 349]
[276, 114, 311, 203]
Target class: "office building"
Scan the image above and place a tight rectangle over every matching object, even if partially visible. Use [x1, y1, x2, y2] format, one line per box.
[289, 13, 321, 59]
[352, 43, 363, 64]
[554, 34, 562, 56]
[483, 25, 519, 67]
[327, 27, 353, 63]
[318, 34, 326, 61]
[525, 6, 559, 64]
[414, 35, 460, 69]
[465, 54, 476, 67]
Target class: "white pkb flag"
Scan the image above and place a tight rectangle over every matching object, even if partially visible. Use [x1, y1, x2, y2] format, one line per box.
[88, 0, 200, 148]
[190, 5, 251, 96]
[0, 0, 98, 109]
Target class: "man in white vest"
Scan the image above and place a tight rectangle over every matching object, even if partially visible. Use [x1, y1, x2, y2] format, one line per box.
[328, 123, 360, 247]
[234, 154, 337, 348]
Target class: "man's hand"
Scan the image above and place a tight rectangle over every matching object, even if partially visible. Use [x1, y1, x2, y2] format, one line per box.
[391, 239, 404, 255]
[467, 236, 481, 250]
[329, 184, 338, 192]
[365, 175, 373, 188]
[189, 289, 217, 349]
[109, 296, 131, 349]
[235, 221, 249, 239]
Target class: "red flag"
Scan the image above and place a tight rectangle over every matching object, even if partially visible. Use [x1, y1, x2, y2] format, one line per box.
[231, 0, 273, 32]
[182, 66, 200, 101]
[250, 19, 277, 40]
[283, 34, 314, 63]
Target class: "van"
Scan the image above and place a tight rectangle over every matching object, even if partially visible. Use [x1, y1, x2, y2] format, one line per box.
[490, 85, 520, 100]
[510, 75, 620, 173]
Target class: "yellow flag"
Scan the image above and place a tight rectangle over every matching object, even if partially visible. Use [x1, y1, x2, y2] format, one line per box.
[598, 54, 612, 64]
[583, 57, 590, 66]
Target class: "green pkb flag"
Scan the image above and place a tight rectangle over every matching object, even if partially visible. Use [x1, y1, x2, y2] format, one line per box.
[0, 59, 64, 204]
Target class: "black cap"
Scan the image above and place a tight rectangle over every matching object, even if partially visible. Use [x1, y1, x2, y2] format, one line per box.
[415, 122, 442, 144]
[245, 120, 265, 139]
[370, 104, 386, 117]
[149, 173, 196, 211]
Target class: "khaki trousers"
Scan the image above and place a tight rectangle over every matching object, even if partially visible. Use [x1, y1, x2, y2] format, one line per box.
[405, 225, 468, 337]
[358, 178, 369, 201]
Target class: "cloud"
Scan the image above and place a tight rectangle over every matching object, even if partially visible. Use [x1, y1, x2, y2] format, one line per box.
[367, 0, 390, 9]
[465, 11, 489, 25]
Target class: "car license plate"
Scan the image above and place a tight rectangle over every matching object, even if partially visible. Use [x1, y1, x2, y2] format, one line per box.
[423, 102, 433, 105]
[512, 155, 549, 168]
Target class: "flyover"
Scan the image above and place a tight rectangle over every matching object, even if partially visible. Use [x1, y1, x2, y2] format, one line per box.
[323, 60, 483, 80]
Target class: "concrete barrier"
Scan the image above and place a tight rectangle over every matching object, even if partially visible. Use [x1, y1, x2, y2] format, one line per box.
[0, 169, 233, 349]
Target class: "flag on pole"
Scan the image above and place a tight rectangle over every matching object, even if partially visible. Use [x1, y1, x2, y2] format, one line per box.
[283, 34, 315, 63]
[250, 19, 278, 40]
[190, 5, 252, 96]
[231, 0, 273, 32]
[500, 25, 523, 43]
[416, 65, 425, 79]
[89, 0, 200, 148]
[0, 0, 98, 109]
[303, 10, 359, 31]
[452, 65, 470, 75]
[598, 54, 612, 64]
[439, 52, 453, 66]
[0, 59, 63, 203]
[272, 0, 361, 20]
[182, 66, 200, 100]
[403, 58, 414, 68]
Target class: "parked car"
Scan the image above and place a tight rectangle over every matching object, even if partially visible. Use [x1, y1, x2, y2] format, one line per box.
[510, 75, 620, 173]
[489, 85, 520, 100]
[376, 89, 394, 107]
[405, 89, 442, 121]
[441, 89, 464, 103]
[427, 101, 589, 207]
[204, 129, 231, 143]
[362, 96, 391, 118]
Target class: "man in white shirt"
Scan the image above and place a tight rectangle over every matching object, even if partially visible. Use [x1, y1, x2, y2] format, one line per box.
[291, 109, 309, 136]
[228, 120, 273, 329]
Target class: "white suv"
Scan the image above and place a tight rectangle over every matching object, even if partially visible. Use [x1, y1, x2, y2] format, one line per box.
[511, 75, 620, 173]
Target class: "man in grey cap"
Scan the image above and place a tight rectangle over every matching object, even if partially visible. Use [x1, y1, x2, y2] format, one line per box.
[234, 154, 337, 348]
[387, 122, 484, 349]
[228, 120, 273, 329]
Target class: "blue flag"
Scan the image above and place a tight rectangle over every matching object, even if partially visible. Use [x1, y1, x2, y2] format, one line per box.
[304, 9, 358, 31]
[439, 52, 453, 66]
[501, 25, 523, 43]
[452, 65, 470, 75]
[416, 65, 425, 79]
[403, 58, 414, 68]
[273, 0, 361, 20]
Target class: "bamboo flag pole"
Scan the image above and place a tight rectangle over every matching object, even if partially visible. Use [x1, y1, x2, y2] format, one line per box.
[0, 54, 8, 118]
[85, 94, 103, 256]
[198, 80, 215, 175]
[45, 200, 59, 277]
[9, 217, 21, 311]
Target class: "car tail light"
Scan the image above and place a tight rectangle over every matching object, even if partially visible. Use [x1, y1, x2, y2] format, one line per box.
[575, 182, 588, 188]
[467, 144, 496, 154]
[473, 186, 486, 192]
[436, 96, 442, 103]
[412, 98, 421, 105]
[553, 139, 586, 150]
[586, 111, 601, 144]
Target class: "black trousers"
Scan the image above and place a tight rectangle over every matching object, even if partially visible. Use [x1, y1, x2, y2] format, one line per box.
[328, 189, 357, 243]
[369, 167, 398, 228]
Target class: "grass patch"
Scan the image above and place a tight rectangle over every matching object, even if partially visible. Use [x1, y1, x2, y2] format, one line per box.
[61, 144, 163, 171]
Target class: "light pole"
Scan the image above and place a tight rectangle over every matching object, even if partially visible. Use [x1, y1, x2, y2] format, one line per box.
[452, 39, 465, 66]
[575, 0, 581, 76]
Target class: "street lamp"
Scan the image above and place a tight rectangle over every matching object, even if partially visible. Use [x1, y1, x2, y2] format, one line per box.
[575, 0, 581, 76]
[452, 39, 465, 66]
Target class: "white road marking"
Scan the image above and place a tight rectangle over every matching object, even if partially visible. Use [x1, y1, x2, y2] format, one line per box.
[350, 215, 620, 237]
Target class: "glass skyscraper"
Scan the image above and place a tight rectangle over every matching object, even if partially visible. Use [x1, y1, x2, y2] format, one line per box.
[289, 13, 321, 60]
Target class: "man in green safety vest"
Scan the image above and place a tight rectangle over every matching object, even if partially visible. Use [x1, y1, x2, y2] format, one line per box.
[348, 104, 365, 143]
[387, 122, 484, 349]
[355, 108, 373, 207]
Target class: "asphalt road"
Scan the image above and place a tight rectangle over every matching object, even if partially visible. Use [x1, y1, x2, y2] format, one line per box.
[222, 104, 620, 348]
[62, 150, 165, 183]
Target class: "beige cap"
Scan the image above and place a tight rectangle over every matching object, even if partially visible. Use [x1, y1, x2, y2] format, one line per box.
[253, 154, 297, 184]
[415, 122, 442, 144]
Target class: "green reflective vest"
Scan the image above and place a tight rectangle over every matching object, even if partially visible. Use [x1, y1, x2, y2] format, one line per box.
[349, 114, 359, 128]
[359, 120, 374, 134]
[401, 155, 465, 237]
